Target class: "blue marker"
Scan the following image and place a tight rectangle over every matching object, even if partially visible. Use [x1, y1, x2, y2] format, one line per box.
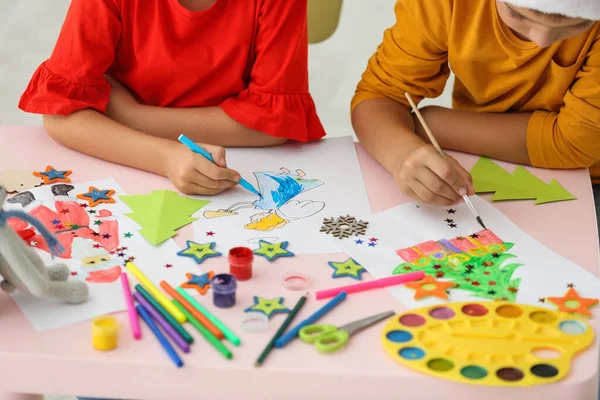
[178, 134, 261, 196]
[136, 304, 184, 368]
[275, 291, 348, 348]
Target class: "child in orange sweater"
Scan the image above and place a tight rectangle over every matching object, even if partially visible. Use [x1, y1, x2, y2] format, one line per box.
[352, 0, 600, 233]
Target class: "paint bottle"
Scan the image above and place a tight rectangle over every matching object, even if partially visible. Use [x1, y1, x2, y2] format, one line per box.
[212, 273, 237, 308]
[91, 316, 118, 351]
[229, 247, 253, 281]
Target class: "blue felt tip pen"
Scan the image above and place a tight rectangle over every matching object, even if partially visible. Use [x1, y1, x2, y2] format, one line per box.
[136, 304, 184, 368]
[275, 291, 348, 348]
[178, 134, 261, 196]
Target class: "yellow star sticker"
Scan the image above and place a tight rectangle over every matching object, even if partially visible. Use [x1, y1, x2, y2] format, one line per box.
[547, 288, 598, 318]
[176, 241, 221, 264]
[244, 296, 290, 318]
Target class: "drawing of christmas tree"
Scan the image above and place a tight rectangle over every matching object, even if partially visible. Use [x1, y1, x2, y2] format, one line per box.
[393, 230, 522, 301]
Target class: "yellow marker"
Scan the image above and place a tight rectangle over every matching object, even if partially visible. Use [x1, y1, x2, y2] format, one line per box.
[92, 316, 119, 351]
[126, 262, 186, 323]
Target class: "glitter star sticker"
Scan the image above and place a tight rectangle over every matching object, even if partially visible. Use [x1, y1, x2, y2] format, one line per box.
[405, 275, 457, 300]
[328, 258, 366, 280]
[33, 165, 72, 184]
[547, 287, 598, 317]
[77, 186, 116, 207]
[244, 296, 290, 319]
[176, 241, 222, 264]
[253, 240, 294, 261]
[181, 271, 214, 295]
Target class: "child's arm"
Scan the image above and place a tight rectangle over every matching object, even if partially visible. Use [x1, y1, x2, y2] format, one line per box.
[351, 0, 473, 206]
[105, 0, 325, 146]
[43, 110, 241, 195]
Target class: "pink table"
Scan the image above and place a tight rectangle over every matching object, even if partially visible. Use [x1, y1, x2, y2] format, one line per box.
[0, 126, 598, 400]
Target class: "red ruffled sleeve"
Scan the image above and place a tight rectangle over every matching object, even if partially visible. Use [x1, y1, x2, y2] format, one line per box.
[219, 0, 326, 142]
[18, 0, 121, 115]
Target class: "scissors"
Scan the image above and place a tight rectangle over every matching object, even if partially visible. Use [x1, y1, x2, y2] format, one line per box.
[299, 310, 395, 353]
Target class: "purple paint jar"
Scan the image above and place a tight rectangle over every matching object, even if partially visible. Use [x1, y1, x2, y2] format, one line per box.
[212, 273, 237, 308]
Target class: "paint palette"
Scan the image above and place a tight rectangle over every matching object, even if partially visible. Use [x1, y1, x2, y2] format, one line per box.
[381, 302, 594, 386]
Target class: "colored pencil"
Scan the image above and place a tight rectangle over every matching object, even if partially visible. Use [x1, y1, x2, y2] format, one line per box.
[404, 92, 487, 231]
[133, 292, 190, 353]
[160, 280, 224, 339]
[315, 271, 425, 300]
[275, 292, 347, 348]
[176, 287, 241, 346]
[120, 272, 141, 339]
[178, 134, 260, 196]
[255, 293, 308, 367]
[136, 304, 184, 368]
[126, 262, 186, 323]
[172, 300, 233, 360]
[136, 284, 194, 344]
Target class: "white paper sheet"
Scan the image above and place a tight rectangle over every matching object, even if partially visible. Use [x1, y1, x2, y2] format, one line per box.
[330, 196, 600, 310]
[192, 137, 371, 255]
[4, 178, 199, 331]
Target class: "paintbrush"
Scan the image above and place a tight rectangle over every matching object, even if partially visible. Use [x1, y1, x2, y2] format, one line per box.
[404, 93, 487, 230]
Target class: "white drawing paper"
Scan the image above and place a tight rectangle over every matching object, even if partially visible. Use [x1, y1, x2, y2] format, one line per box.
[192, 137, 371, 255]
[330, 196, 600, 310]
[4, 178, 199, 331]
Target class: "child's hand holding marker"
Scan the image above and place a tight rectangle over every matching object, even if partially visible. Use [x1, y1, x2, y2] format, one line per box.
[164, 141, 241, 196]
[395, 143, 474, 207]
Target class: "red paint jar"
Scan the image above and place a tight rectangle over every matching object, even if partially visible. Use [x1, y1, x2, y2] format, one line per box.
[229, 247, 253, 281]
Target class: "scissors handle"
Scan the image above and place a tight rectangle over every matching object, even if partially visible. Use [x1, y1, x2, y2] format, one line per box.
[299, 324, 337, 344]
[314, 330, 350, 353]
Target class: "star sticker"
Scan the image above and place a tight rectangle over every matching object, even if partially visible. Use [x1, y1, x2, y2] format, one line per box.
[405, 275, 457, 300]
[445, 219, 454, 223]
[70, 271, 78, 276]
[177, 241, 222, 264]
[79, 203, 88, 208]
[70, 224, 80, 230]
[181, 271, 214, 295]
[117, 252, 125, 257]
[567, 283, 575, 288]
[539, 298, 546, 303]
[328, 258, 366, 280]
[128, 256, 135, 262]
[59, 209, 70, 215]
[206, 231, 215, 236]
[491, 253, 500, 258]
[447, 209, 456, 214]
[93, 232, 100, 237]
[109, 251, 116, 255]
[433, 265, 442, 270]
[165, 264, 173, 269]
[547, 288, 598, 317]
[102, 233, 111, 239]
[253, 240, 294, 261]
[448, 223, 457, 228]
[244, 296, 290, 319]
[55, 224, 65, 230]
[51, 219, 61, 225]
[93, 220, 102, 226]
[92, 244, 101, 249]
[369, 237, 378, 242]
[76, 186, 116, 207]
[29, 240, 37, 247]
[465, 265, 474, 270]
[124, 232, 133, 238]
[33, 166, 72, 184]
[88, 209, 97, 215]
[368, 242, 377, 247]
[470, 233, 480, 239]
[355, 239, 364, 245]
[121, 247, 128, 251]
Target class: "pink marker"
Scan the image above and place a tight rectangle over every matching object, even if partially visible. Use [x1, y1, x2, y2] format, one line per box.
[121, 272, 141, 339]
[315, 271, 426, 300]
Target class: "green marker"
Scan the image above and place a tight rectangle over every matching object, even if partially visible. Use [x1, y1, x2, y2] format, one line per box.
[172, 300, 233, 360]
[135, 285, 194, 344]
[176, 287, 241, 346]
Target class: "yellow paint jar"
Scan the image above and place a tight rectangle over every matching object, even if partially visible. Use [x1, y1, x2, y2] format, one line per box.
[92, 316, 119, 351]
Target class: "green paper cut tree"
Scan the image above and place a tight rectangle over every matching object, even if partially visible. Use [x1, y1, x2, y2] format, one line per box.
[120, 190, 210, 245]
[469, 157, 576, 205]
[393, 232, 522, 301]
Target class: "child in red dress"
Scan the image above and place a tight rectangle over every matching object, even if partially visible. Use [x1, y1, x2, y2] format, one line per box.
[19, 0, 325, 196]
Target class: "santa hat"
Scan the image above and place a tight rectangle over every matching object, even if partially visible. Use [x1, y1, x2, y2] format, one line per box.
[503, 0, 600, 20]
[71, 237, 108, 259]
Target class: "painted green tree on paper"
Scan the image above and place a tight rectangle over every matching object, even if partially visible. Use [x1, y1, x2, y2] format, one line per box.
[393, 230, 522, 301]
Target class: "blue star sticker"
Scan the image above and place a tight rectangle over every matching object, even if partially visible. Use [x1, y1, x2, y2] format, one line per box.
[76, 186, 115, 207]
[34, 166, 71, 184]
[176, 241, 222, 264]
[244, 296, 290, 318]
[253, 240, 294, 261]
[368, 242, 377, 247]
[355, 239, 364, 245]
[51, 219, 61, 225]
[185, 273, 212, 288]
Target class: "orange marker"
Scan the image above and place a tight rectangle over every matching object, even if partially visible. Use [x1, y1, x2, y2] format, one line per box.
[160, 280, 224, 339]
